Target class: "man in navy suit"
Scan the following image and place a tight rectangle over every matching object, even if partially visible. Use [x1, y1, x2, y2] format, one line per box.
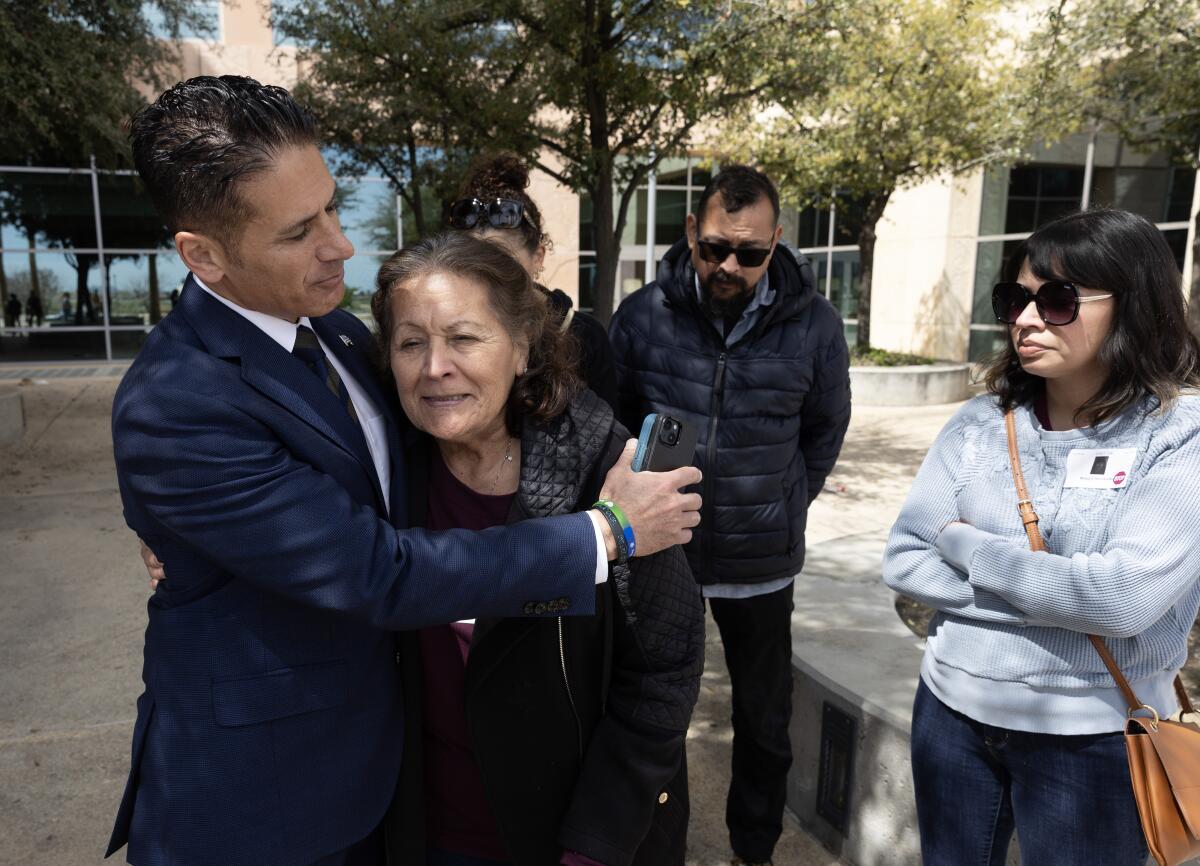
[106, 76, 701, 866]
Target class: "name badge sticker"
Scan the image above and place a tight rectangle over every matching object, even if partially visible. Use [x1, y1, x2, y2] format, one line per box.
[1063, 448, 1137, 489]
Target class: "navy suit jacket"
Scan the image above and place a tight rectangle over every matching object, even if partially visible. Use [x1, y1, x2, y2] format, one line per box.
[107, 278, 597, 865]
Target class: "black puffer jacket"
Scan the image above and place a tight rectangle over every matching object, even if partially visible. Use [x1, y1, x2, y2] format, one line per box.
[387, 389, 705, 866]
[609, 238, 851, 585]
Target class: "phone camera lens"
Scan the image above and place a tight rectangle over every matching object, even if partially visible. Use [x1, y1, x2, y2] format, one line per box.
[660, 419, 680, 446]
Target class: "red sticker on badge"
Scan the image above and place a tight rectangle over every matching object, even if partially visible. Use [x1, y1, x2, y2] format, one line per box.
[1113, 471, 1127, 486]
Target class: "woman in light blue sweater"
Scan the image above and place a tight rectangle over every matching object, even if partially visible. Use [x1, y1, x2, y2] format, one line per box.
[884, 208, 1200, 866]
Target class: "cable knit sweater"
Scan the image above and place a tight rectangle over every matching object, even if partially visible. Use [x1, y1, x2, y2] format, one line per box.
[884, 392, 1200, 734]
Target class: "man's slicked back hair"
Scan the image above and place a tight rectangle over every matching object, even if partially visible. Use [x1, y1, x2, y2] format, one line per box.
[130, 75, 320, 247]
[695, 164, 780, 229]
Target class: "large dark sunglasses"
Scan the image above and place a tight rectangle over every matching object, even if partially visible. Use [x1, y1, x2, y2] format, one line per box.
[448, 197, 532, 231]
[991, 280, 1113, 326]
[696, 240, 773, 268]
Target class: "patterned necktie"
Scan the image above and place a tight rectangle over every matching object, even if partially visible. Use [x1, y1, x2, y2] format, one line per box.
[293, 324, 359, 423]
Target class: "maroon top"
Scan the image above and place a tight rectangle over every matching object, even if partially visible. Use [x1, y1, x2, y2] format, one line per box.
[421, 450, 514, 862]
[420, 449, 607, 866]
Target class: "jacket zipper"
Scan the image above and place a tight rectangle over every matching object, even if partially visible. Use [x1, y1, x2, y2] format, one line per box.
[558, 617, 584, 761]
[703, 352, 727, 580]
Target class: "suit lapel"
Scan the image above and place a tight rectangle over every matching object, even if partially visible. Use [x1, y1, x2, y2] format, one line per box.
[311, 314, 409, 526]
[178, 277, 379, 488]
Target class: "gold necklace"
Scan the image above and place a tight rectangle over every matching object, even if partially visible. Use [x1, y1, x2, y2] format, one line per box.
[488, 437, 516, 495]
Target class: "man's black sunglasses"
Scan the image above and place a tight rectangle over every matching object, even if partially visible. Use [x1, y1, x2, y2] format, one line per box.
[448, 197, 532, 231]
[696, 240, 773, 268]
[991, 280, 1113, 326]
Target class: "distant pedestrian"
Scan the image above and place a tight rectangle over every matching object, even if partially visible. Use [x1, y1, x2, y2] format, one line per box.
[4, 294, 20, 328]
[168, 287, 180, 308]
[884, 209, 1200, 866]
[60, 293, 72, 320]
[26, 291, 43, 326]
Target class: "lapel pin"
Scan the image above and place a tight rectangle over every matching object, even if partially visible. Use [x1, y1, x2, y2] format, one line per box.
[339, 334, 353, 347]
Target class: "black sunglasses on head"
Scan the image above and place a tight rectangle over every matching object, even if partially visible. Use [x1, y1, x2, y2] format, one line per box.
[448, 197, 532, 231]
[696, 239, 773, 268]
[992, 280, 1113, 326]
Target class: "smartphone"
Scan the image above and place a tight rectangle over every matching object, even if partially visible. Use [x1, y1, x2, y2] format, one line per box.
[632, 413, 699, 472]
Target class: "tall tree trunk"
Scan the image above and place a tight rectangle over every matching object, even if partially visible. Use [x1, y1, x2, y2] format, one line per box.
[26, 229, 40, 302]
[73, 254, 95, 325]
[148, 253, 162, 324]
[854, 192, 892, 352]
[0, 252, 8, 310]
[405, 136, 426, 239]
[590, 168, 619, 324]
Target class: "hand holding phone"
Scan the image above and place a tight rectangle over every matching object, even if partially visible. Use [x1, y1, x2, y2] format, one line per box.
[632, 413, 699, 472]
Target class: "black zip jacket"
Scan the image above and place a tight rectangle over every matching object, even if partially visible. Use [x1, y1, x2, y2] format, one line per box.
[386, 389, 705, 866]
[608, 238, 851, 585]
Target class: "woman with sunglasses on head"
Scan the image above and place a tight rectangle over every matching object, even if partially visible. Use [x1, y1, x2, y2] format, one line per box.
[448, 153, 618, 412]
[883, 208, 1200, 866]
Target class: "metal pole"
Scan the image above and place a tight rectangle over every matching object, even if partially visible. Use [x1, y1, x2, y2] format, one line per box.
[644, 155, 657, 285]
[825, 189, 836, 300]
[1080, 129, 1097, 211]
[89, 155, 113, 361]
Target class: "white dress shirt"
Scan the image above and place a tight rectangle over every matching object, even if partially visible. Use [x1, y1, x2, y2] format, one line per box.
[192, 277, 607, 583]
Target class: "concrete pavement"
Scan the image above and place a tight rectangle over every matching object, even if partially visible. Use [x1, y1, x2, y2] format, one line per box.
[0, 371, 961, 866]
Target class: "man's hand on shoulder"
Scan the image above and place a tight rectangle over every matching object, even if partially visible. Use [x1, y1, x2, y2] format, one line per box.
[594, 439, 702, 558]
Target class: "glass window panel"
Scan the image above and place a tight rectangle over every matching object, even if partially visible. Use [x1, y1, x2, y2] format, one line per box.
[98, 175, 172, 250]
[690, 162, 713, 187]
[580, 195, 595, 252]
[826, 250, 860, 319]
[979, 165, 1010, 236]
[1090, 166, 1173, 222]
[833, 194, 870, 245]
[0, 171, 97, 249]
[1162, 228, 1188, 274]
[623, 189, 648, 246]
[1040, 167, 1083, 198]
[1003, 199, 1037, 235]
[342, 253, 384, 316]
[1166, 168, 1196, 223]
[842, 321, 858, 345]
[578, 256, 597, 312]
[655, 189, 688, 247]
[972, 239, 1024, 325]
[655, 158, 689, 186]
[968, 328, 1007, 362]
[796, 206, 830, 249]
[103, 251, 190, 327]
[619, 259, 646, 299]
[1008, 166, 1039, 198]
[338, 180, 398, 253]
[0, 252, 107, 361]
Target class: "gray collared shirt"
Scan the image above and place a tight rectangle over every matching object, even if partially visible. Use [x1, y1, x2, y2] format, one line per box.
[694, 270, 775, 346]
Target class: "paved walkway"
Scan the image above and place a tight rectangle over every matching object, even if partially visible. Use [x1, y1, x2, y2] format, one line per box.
[0, 371, 962, 865]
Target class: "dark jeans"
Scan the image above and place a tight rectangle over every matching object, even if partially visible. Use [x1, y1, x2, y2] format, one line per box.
[709, 584, 796, 863]
[911, 679, 1148, 866]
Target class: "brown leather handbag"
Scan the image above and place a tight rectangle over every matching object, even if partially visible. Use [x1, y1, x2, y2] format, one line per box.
[1004, 410, 1200, 866]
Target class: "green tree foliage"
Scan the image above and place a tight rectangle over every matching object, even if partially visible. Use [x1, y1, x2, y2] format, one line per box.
[278, 0, 814, 322]
[0, 1, 205, 318]
[1058, 0, 1200, 326]
[719, 0, 1064, 350]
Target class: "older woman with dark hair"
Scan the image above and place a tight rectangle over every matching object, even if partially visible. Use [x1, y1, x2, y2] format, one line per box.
[884, 208, 1200, 865]
[375, 232, 704, 866]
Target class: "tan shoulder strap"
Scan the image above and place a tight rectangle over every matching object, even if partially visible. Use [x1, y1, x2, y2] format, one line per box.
[1004, 409, 1161, 714]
